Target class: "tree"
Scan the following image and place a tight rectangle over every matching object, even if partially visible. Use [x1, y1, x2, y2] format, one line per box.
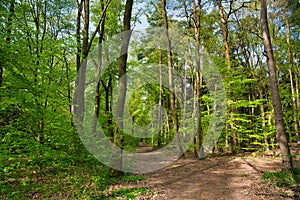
[92, 0, 107, 134]
[112, 0, 134, 176]
[217, 0, 235, 151]
[260, 0, 293, 171]
[161, 0, 184, 157]
[73, 0, 88, 124]
[191, 0, 204, 159]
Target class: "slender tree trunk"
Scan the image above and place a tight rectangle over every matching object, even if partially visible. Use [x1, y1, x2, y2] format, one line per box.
[0, 0, 15, 87]
[165, 111, 170, 141]
[260, 0, 293, 171]
[78, 0, 89, 121]
[289, 68, 299, 142]
[182, 1, 195, 155]
[161, 0, 184, 157]
[32, 1, 44, 143]
[217, 0, 236, 152]
[295, 61, 300, 144]
[285, 14, 299, 144]
[192, 0, 203, 159]
[158, 47, 163, 147]
[112, 0, 133, 177]
[6, 0, 15, 43]
[182, 0, 189, 147]
[93, 0, 106, 135]
[73, 0, 86, 124]
[102, 76, 113, 138]
[82, 0, 89, 59]
[294, 54, 300, 114]
[76, 0, 83, 72]
[64, 56, 72, 117]
[259, 89, 269, 151]
[217, 0, 230, 68]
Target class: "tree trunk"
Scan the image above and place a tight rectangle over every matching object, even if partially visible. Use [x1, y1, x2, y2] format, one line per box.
[161, 0, 184, 157]
[76, 0, 83, 72]
[294, 54, 300, 143]
[64, 55, 73, 118]
[259, 89, 269, 151]
[93, 0, 106, 135]
[217, 0, 236, 152]
[295, 62, 300, 144]
[260, 0, 293, 171]
[217, 0, 230, 69]
[284, 14, 299, 144]
[111, 0, 134, 177]
[158, 47, 163, 147]
[6, 0, 15, 43]
[102, 76, 113, 139]
[1, 0, 15, 87]
[73, 0, 86, 124]
[192, 0, 203, 159]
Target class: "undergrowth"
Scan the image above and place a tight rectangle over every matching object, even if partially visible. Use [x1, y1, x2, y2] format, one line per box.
[263, 168, 300, 198]
[0, 149, 148, 199]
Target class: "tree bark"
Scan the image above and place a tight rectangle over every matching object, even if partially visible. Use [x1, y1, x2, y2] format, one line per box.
[285, 14, 300, 144]
[217, 0, 231, 69]
[217, 0, 236, 152]
[158, 47, 163, 147]
[112, 0, 134, 177]
[295, 61, 300, 144]
[6, 0, 15, 43]
[161, 0, 184, 157]
[64, 55, 72, 118]
[93, 0, 106, 135]
[260, 0, 293, 171]
[191, 0, 204, 159]
[75, 0, 89, 123]
[73, 0, 86, 125]
[259, 89, 269, 151]
[76, 0, 83, 72]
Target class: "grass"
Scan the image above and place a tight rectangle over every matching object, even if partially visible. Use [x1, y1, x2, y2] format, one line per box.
[92, 187, 151, 200]
[263, 168, 300, 198]
[0, 152, 149, 199]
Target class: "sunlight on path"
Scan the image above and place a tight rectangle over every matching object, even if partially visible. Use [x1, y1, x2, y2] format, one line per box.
[143, 156, 294, 200]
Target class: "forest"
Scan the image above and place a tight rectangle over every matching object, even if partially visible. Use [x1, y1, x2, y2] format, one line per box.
[0, 0, 300, 199]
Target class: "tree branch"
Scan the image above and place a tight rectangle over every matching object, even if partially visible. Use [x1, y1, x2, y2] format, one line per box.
[87, 0, 112, 54]
[228, 1, 252, 18]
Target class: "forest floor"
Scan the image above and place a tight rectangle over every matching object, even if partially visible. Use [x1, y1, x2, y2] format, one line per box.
[108, 147, 300, 200]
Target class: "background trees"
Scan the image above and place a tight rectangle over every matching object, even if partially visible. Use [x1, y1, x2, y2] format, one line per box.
[0, 0, 299, 197]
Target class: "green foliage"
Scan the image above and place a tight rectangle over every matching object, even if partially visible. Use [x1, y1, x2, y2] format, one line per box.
[0, 149, 147, 199]
[0, 0, 299, 198]
[100, 188, 150, 200]
[263, 168, 300, 195]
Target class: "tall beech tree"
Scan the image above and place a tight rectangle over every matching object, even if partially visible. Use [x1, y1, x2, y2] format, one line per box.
[285, 12, 300, 144]
[112, 0, 134, 176]
[217, 0, 235, 151]
[161, 0, 184, 156]
[92, 0, 107, 135]
[191, 0, 203, 159]
[73, 0, 89, 124]
[260, 0, 293, 171]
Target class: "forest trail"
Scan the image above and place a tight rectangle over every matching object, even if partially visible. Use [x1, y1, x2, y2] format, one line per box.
[134, 150, 300, 200]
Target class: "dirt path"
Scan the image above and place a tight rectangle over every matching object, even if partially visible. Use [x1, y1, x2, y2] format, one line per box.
[137, 153, 300, 200]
